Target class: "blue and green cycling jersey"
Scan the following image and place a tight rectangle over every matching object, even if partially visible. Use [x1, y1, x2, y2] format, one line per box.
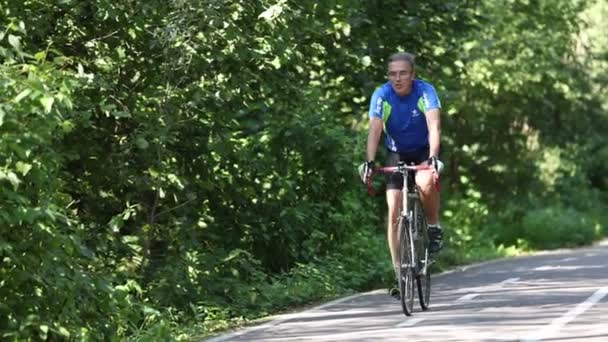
[368, 79, 441, 153]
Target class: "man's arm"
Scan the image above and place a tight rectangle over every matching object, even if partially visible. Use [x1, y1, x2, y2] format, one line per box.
[367, 117, 383, 161]
[425, 108, 441, 158]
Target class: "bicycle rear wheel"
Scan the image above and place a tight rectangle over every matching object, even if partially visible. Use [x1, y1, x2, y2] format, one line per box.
[414, 199, 431, 310]
[398, 216, 415, 316]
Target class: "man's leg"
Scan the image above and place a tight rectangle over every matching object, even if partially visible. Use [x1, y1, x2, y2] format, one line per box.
[416, 170, 438, 224]
[386, 189, 402, 275]
[386, 189, 402, 297]
[416, 170, 443, 252]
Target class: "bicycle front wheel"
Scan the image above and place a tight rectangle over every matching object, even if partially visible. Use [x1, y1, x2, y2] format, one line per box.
[398, 216, 415, 316]
[416, 257, 431, 310]
[415, 199, 431, 310]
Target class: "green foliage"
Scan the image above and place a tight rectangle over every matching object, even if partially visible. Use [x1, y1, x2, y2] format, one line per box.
[602, 212, 608, 237]
[521, 206, 597, 249]
[195, 225, 390, 336]
[0, 18, 139, 340]
[1, 0, 607, 340]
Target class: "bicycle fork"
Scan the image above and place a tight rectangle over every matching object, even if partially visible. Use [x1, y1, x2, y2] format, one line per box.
[401, 193, 417, 271]
[402, 193, 431, 276]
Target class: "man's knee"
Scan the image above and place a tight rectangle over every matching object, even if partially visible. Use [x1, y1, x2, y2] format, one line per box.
[386, 190, 401, 205]
[416, 172, 435, 192]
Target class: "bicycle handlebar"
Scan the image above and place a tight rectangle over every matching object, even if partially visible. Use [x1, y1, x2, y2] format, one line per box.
[374, 164, 433, 174]
[366, 164, 439, 196]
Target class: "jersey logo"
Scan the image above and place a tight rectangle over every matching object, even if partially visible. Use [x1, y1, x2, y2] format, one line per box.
[417, 97, 426, 113]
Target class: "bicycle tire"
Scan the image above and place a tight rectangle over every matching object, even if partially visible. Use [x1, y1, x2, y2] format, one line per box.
[398, 215, 415, 316]
[415, 199, 431, 310]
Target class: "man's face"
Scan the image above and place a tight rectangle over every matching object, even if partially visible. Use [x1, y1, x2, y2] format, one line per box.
[387, 60, 415, 96]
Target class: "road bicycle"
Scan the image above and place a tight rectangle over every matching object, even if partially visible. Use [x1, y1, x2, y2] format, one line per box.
[367, 162, 437, 316]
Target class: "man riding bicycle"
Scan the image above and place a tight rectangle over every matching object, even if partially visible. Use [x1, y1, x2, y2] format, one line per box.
[359, 52, 444, 299]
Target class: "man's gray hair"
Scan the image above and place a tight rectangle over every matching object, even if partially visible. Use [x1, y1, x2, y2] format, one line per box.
[387, 52, 415, 70]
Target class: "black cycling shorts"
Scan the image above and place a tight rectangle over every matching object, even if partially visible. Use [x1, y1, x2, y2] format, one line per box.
[385, 146, 430, 191]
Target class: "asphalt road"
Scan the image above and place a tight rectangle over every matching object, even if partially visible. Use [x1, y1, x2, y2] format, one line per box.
[204, 240, 608, 342]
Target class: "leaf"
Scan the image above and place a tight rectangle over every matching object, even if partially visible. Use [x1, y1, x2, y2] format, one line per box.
[128, 28, 137, 39]
[39, 325, 49, 340]
[61, 120, 75, 133]
[270, 56, 281, 69]
[259, 1, 286, 22]
[361, 56, 372, 67]
[111, 111, 131, 119]
[34, 51, 46, 62]
[40, 96, 54, 113]
[148, 168, 159, 178]
[142, 306, 161, 316]
[135, 137, 149, 149]
[0, 242, 13, 252]
[53, 326, 70, 338]
[116, 46, 126, 59]
[121, 235, 139, 244]
[14, 89, 32, 102]
[0, 171, 21, 190]
[8, 34, 21, 50]
[16, 162, 32, 176]
[223, 248, 249, 262]
[109, 215, 124, 233]
[8, 172, 21, 189]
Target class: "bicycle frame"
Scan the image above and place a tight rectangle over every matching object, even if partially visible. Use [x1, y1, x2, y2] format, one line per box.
[371, 163, 432, 272]
[366, 161, 438, 315]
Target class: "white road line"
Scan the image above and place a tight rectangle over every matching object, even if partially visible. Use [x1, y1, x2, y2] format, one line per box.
[288, 309, 382, 321]
[396, 317, 426, 327]
[534, 265, 605, 271]
[499, 277, 520, 285]
[520, 287, 608, 342]
[456, 277, 519, 302]
[457, 293, 480, 301]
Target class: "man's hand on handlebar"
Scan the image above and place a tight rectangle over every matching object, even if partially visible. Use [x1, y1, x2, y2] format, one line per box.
[358, 160, 375, 185]
[427, 156, 444, 174]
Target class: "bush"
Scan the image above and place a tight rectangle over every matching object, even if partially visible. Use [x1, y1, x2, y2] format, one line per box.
[594, 208, 608, 238]
[521, 206, 596, 249]
[191, 228, 391, 336]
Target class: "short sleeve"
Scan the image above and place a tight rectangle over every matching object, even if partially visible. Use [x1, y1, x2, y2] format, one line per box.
[422, 84, 441, 111]
[368, 88, 384, 119]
